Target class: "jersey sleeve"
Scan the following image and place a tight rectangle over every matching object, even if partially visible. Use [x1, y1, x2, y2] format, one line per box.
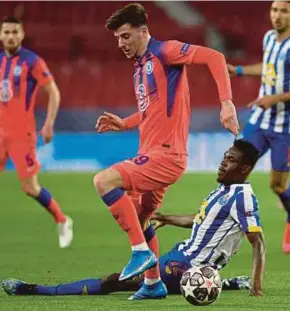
[160, 40, 232, 101]
[161, 40, 198, 66]
[123, 112, 142, 129]
[31, 58, 54, 86]
[231, 190, 262, 233]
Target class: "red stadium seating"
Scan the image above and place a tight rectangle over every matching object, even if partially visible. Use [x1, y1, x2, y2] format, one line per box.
[190, 1, 271, 59]
[1, 1, 263, 108]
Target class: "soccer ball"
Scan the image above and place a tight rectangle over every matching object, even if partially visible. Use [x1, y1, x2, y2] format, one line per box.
[180, 266, 222, 306]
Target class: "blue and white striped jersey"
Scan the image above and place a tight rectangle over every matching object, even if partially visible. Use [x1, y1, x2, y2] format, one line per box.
[177, 183, 262, 269]
[249, 30, 290, 134]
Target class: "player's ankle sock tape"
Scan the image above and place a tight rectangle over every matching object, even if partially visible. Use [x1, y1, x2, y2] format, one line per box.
[34, 187, 52, 208]
[144, 224, 155, 243]
[102, 188, 124, 206]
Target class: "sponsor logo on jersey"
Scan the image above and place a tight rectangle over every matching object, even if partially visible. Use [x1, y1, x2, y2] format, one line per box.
[136, 84, 149, 111]
[0, 79, 13, 102]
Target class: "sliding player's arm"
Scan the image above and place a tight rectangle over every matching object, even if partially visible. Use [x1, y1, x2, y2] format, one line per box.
[151, 212, 195, 230]
[31, 58, 58, 143]
[231, 191, 265, 296]
[227, 63, 263, 76]
[161, 41, 239, 136]
[96, 112, 141, 133]
[246, 231, 266, 297]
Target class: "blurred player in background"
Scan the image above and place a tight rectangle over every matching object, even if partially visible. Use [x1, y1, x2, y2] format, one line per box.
[0, 17, 73, 248]
[228, 1, 290, 253]
[94, 3, 239, 299]
[3, 140, 265, 298]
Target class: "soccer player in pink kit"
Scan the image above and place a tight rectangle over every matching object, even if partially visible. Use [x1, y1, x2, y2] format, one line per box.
[95, 3, 239, 300]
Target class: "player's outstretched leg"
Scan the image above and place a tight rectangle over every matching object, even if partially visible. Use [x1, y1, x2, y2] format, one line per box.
[94, 168, 157, 281]
[129, 225, 167, 300]
[2, 274, 252, 297]
[21, 175, 73, 248]
[2, 274, 142, 296]
[2, 278, 102, 296]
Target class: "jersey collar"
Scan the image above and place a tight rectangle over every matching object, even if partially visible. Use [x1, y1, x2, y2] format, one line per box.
[4, 46, 22, 58]
[134, 37, 154, 66]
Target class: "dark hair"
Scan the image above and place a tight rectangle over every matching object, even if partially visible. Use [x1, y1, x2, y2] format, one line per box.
[105, 3, 148, 30]
[234, 139, 260, 167]
[1, 16, 22, 28]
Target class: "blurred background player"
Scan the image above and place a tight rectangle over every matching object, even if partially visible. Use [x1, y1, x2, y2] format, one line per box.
[228, 1, 290, 253]
[3, 140, 265, 298]
[94, 2, 239, 299]
[0, 17, 73, 248]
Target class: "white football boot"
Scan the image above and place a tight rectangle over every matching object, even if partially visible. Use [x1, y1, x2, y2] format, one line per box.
[57, 216, 73, 248]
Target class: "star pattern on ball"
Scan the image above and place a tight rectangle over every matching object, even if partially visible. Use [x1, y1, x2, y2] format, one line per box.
[199, 275, 216, 291]
[183, 279, 194, 297]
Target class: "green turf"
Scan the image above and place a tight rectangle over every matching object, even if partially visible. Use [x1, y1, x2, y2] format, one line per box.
[0, 172, 289, 310]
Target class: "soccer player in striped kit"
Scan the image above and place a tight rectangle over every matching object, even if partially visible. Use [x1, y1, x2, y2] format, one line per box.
[0, 17, 73, 248]
[2, 140, 265, 298]
[228, 1, 290, 253]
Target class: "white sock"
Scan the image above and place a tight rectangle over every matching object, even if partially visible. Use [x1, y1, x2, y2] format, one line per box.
[131, 242, 149, 251]
[144, 277, 161, 285]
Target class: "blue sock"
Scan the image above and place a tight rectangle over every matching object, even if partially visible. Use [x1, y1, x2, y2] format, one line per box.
[33, 188, 52, 208]
[35, 278, 102, 295]
[144, 224, 155, 243]
[101, 188, 124, 206]
[279, 186, 290, 223]
[35, 284, 56, 295]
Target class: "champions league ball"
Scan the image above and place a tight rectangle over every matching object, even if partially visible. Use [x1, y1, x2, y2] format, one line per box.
[180, 266, 222, 306]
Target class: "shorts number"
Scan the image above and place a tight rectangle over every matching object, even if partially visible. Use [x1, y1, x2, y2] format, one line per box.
[134, 155, 149, 165]
[26, 154, 34, 167]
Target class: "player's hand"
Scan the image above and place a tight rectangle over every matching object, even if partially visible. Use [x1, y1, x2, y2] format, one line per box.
[227, 64, 237, 76]
[151, 212, 166, 230]
[220, 100, 240, 136]
[247, 95, 277, 110]
[95, 112, 126, 133]
[40, 123, 54, 144]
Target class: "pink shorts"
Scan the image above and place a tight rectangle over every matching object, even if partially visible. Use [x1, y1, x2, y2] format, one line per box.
[113, 153, 187, 193]
[112, 152, 187, 217]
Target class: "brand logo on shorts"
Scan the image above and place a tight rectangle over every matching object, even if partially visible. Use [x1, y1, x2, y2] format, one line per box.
[145, 61, 154, 75]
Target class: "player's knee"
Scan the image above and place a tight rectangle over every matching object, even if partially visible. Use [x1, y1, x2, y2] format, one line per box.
[270, 181, 287, 195]
[21, 183, 41, 197]
[93, 169, 123, 195]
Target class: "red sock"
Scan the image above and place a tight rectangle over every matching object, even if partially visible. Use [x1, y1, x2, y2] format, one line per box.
[48, 199, 66, 224]
[110, 194, 146, 246]
[284, 223, 290, 244]
[145, 235, 160, 279]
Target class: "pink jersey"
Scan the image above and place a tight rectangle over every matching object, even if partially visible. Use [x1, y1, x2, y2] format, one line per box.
[0, 47, 53, 136]
[128, 38, 232, 155]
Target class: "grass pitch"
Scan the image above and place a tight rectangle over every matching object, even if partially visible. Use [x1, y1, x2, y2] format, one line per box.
[0, 172, 289, 310]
